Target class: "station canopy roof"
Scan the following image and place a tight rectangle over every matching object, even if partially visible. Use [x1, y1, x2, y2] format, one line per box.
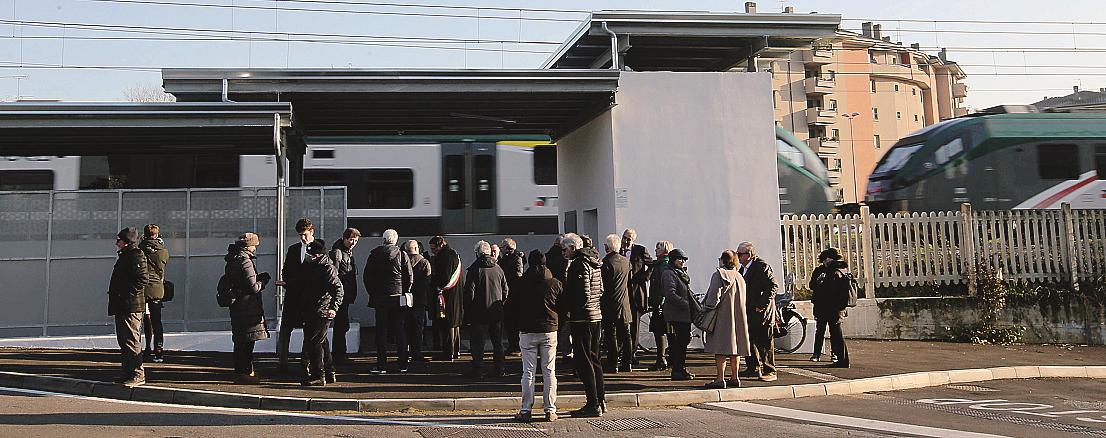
[162, 69, 620, 140]
[0, 102, 291, 156]
[542, 11, 841, 71]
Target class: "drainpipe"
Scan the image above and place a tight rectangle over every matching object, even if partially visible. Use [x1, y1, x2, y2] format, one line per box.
[601, 21, 619, 70]
[221, 78, 230, 102]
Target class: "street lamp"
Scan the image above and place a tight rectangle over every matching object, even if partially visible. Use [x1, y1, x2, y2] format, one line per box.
[840, 112, 861, 204]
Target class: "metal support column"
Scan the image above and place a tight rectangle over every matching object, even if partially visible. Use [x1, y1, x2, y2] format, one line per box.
[274, 113, 287, 322]
[42, 191, 54, 336]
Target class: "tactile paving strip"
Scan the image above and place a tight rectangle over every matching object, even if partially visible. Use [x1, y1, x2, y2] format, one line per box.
[588, 417, 665, 431]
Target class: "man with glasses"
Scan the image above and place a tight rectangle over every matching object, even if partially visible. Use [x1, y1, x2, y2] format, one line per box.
[275, 218, 323, 375]
[736, 241, 780, 382]
[619, 228, 652, 369]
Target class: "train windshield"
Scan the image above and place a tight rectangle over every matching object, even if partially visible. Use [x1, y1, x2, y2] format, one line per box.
[872, 143, 923, 174]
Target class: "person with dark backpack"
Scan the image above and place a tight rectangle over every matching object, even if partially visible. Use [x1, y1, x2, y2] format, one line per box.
[809, 247, 851, 368]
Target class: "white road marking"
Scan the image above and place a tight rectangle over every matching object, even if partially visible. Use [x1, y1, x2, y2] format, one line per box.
[709, 401, 1011, 438]
[0, 386, 543, 432]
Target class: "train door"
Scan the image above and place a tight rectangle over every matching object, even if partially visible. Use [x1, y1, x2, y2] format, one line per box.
[441, 143, 497, 234]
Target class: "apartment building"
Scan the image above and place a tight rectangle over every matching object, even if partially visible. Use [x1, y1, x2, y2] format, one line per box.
[772, 23, 968, 204]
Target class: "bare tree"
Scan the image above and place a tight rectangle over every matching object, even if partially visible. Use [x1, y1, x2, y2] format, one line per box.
[122, 83, 175, 102]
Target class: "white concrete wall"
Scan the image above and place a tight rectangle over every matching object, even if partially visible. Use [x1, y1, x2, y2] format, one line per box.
[558, 72, 783, 286]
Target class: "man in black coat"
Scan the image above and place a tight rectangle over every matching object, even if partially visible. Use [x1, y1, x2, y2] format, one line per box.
[498, 237, 525, 355]
[545, 234, 567, 283]
[300, 241, 344, 386]
[601, 234, 633, 373]
[364, 228, 413, 374]
[276, 218, 323, 374]
[108, 227, 150, 387]
[463, 240, 510, 377]
[405, 239, 433, 364]
[809, 247, 851, 368]
[562, 233, 605, 418]
[329, 227, 360, 365]
[429, 236, 463, 361]
[619, 228, 652, 367]
[737, 241, 780, 382]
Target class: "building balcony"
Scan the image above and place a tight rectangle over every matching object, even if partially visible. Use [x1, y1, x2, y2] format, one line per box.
[870, 63, 928, 83]
[953, 82, 968, 98]
[801, 47, 833, 65]
[805, 136, 840, 154]
[805, 107, 837, 125]
[803, 76, 835, 95]
[954, 106, 970, 117]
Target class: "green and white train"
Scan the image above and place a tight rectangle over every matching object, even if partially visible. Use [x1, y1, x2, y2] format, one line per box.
[865, 111, 1106, 213]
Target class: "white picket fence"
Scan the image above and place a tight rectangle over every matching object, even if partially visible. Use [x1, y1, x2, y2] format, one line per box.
[782, 204, 1106, 296]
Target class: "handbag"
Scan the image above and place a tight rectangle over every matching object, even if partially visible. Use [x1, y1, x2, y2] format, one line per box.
[162, 280, 175, 302]
[693, 298, 718, 333]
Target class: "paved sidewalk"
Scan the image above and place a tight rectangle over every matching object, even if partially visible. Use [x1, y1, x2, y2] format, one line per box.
[1, 340, 1103, 401]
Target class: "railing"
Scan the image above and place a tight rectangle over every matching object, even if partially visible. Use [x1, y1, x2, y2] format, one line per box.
[782, 204, 1106, 296]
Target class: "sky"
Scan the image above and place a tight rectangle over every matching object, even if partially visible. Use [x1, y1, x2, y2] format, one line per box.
[1, 0, 1105, 108]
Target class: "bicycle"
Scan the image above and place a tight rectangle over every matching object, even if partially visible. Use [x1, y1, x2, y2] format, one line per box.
[772, 272, 808, 354]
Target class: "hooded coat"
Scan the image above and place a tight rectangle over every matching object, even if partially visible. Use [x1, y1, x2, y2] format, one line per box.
[462, 254, 509, 324]
[810, 259, 852, 322]
[139, 237, 169, 300]
[304, 253, 345, 319]
[703, 267, 751, 356]
[225, 243, 269, 342]
[515, 265, 564, 334]
[108, 244, 149, 316]
[661, 262, 694, 323]
[563, 247, 603, 323]
[329, 240, 358, 305]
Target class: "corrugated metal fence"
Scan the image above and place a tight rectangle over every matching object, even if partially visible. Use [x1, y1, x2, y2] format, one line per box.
[0, 187, 345, 337]
[782, 204, 1106, 295]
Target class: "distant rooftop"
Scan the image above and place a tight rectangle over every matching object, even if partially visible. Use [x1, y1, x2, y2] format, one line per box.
[1034, 88, 1106, 112]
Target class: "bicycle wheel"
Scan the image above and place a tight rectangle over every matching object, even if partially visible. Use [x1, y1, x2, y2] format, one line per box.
[776, 311, 807, 354]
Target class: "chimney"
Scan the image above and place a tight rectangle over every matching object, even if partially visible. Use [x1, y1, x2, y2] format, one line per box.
[939, 48, 948, 62]
[911, 43, 920, 50]
[783, 6, 795, 13]
[1074, 85, 1080, 93]
[745, 2, 757, 13]
[873, 23, 882, 40]
[862, 22, 873, 38]
[1100, 87, 1105, 93]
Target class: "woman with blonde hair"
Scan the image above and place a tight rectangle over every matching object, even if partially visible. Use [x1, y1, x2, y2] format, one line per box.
[702, 250, 750, 389]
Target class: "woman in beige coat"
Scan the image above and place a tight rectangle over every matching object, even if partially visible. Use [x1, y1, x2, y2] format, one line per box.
[703, 250, 750, 389]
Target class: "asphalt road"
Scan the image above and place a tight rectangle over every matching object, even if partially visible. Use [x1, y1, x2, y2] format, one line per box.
[3, 378, 1105, 437]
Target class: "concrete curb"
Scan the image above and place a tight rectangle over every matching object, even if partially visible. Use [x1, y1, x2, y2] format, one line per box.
[2, 365, 1104, 413]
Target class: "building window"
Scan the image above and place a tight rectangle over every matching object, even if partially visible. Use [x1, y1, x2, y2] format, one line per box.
[533, 145, 557, 185]
[1037, 144, 1080, 180]
[825, 70, 836, 81]
[773, 90, 779, 109]
[828, 99, 838, 110]
[914, 114, 920, 122]
[870, 80, 877, 93]
[872, 108, 879, 120]
[833, 158, 842, 170]
[894, 84, 900, 91]
[874, 134, 881, 149]
[303, 169, 415, 209]
[869, 51, 877, 64]
[0, 169, 53, 190]
[805, 69, 819, 79]
[896, 111, 902, 119]
[912, 87, 917, 96]
[830, 129, 840, 140]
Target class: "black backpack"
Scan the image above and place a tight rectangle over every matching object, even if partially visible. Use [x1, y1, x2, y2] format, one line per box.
[216, 274, 236, 307]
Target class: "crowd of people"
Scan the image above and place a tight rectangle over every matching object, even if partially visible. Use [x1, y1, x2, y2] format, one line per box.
[105, 219, 857, 421]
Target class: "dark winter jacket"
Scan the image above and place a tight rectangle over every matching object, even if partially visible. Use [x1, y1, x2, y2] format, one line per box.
[563, 247, 603, 323]
[431, 245, 463, 326]
[463, 254, 509, 324]
[648, 255, 670, 311]
[624, 244, 653, 315]
[225, 244, 269, 342]
[662, 263, 693, 323]
[304, 254, 344, 319]
[139, 237, 169, 300]
[498, 249, 526, 283]
[329, 240, 358, 305]
[516, 265, 564, 334]
[409, 253, 433, 309]
[546, 244, 568, 283]
[741, 256, 779, 326]
[601, 252, 632, 324]
[364, 244, 412, 306]
[810, 260, 851, 321]
[108, 244, 149, 316]
[281, 239, 324, 324]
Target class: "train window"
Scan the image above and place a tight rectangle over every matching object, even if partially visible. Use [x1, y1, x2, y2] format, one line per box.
[0, 169, 53, 190]
[304, 169, 414, 209]
[533, 145, 557, 185]
[1037, 144, 1080, 180]
[311, 149, 335, 159]
[873, 143, 923, 174]
[78, 155, 238, 189]
[473, 155, 495, 209]
[1097, 146, 1106, 179]
[935, 138, 964, 165]
[443, 155, 465, 210]
[776, 139, 805, 167]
